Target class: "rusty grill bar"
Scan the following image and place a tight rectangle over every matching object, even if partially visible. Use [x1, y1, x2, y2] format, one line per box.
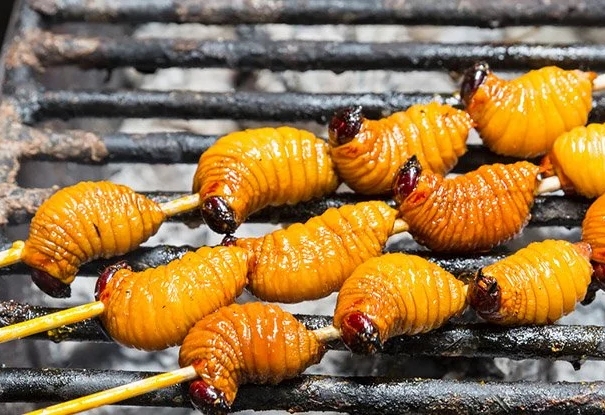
[2, 0, 605, 413]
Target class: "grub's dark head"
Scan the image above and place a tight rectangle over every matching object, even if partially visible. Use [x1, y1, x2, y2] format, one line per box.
[30, 268, 71, 298]
[591, 261, 605, 292]
[188, 378, 230, 415]
[95, 260, 131, 301]
[340, 312, 382, 354]
[328, 106, 364, 146]
[460, 61, 490, 106]
[220, 234, 239, 247]
[392, 155, 422, 204]
[201, 196, 239, 235]
[468, 269, 501, 319]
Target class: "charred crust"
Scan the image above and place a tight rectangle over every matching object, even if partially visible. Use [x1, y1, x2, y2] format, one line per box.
[30, 268, 71, 298]
[392, 155, 422, 204]
[460, 61, 490, 106]
[188, 379, 231, 415]
[468, 269, 501, 318]
[201, 196, 239, 235]
[328, 106, 363, 146]
[95, 260, 131, 301]
[340, 312, 382, 354]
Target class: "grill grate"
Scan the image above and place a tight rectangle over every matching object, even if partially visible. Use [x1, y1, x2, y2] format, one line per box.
[1, 0, 605, 413]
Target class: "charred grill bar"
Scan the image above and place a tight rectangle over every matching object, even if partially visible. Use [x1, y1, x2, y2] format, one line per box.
[1, 0, 605, 412]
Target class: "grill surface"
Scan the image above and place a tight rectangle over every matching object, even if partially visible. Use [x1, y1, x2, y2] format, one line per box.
[1, 0, 605, 414]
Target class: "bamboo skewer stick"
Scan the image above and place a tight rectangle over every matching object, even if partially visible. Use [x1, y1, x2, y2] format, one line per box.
[23, 325, 341, 415]
[0, 193, 201, 269]
[593, 73, 605, 91]
[23, 366, 199, 415]
[0, 302, 105, 344]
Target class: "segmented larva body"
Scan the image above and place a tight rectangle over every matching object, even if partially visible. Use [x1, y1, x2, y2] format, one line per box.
[541, 123, 605, 198]
[394, 158, 539, 252]
[461, 62, 596, 158]
[333, 253, 468, 354]
[21, 181, 165, 287]
[192, 127, 339, 234]
[179, 302, 325, 413]
[582, 193, 605, 264]
[328, 102, 473, 195]
[468, 240, 593, 326]
[96, 246, 248, 351]
[230, 201, 398, 303]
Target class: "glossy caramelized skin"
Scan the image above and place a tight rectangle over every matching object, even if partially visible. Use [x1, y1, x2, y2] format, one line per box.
[21, 181, 165, 296]
[541, 123, 605, 198]
[96, 246, 248, 351]
[468, 240, 593, 325]
[394, 157, 539, 252]
[231, 201, 398, 303]
[461, 62, 596, 158]
[179, 302, 325, 414]
[328, 102, 473, 195]
[192, 126, 339, 234]
[333, 253, 468, 354]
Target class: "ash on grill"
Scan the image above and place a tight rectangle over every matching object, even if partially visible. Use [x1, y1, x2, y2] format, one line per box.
[1, 1, 605, 414]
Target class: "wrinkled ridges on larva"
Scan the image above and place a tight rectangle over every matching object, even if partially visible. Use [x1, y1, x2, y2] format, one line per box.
[582, 194, 605, 264]
[398, 161, 540, 252]
[235, 201, 398, 303]
[472, 240, 592, 325]
[99, 246, 249, 351]
[334, 253, 467, 342]
[465, 66, 595, 158]
[178, 302, 325, 408]
[192, 126, 339, 232]
[21, 181, 166, 284]
[543, 123, 605, 198]
[329, 102, 472, 195]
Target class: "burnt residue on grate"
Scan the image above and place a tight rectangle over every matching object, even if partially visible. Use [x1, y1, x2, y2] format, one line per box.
[3, 303, 605, 365]
[2, 0, 605, 413]
[3, 369, 605, 413]
[7, 29, 605, 72]
[27, 0, 605, 27]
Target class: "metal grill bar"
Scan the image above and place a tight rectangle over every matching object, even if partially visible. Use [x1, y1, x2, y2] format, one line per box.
[98, 135, 510, 168]
[11, 32, 605, 72]
[2, 305, 604, 363]
[4, 369, 605, 414]
[28, 0, 605, 28]
[0, 193, 591, 227]
[18, 90, 605, 124]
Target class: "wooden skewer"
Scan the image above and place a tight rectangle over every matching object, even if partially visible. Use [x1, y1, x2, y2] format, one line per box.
[23, 325, 341, 415]
[23, 366, 199, 415]
[593, 73, 605, 92]
[0, 193, 201, 269]
[0, 302, 105, 344]
[536, 175, 563, 195]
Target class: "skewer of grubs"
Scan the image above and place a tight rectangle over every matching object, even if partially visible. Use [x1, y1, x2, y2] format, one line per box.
[24, 302, 339, 415]
[0, 245, 249, 350]
[0, 181, 201, 298]
[461, 61, 605, 158]
[0, 202, 407, 345]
